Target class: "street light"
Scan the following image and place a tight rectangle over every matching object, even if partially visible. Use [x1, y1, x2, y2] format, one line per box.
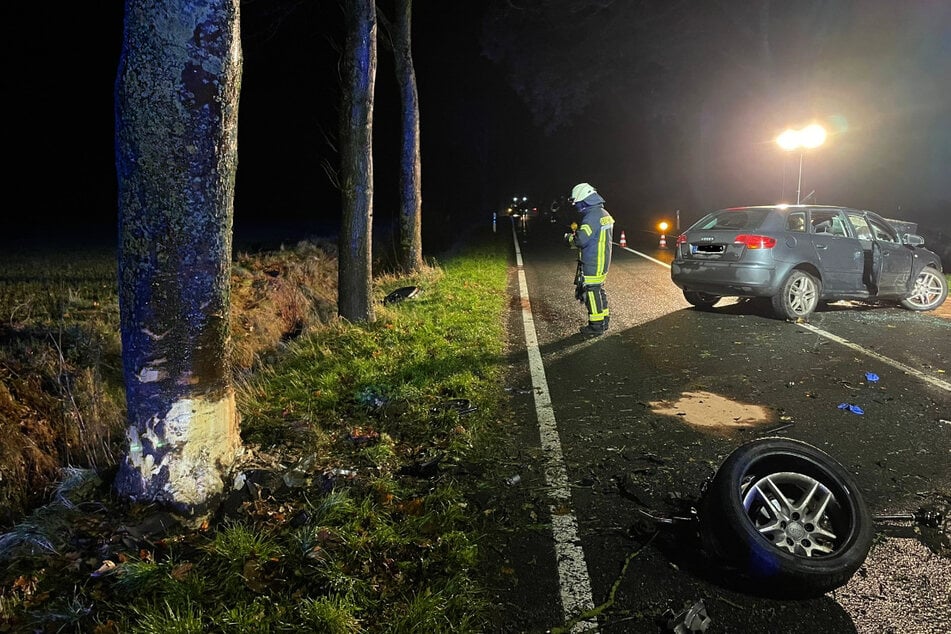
[658, 221, 669, 248]
[777, 124, 827, 204]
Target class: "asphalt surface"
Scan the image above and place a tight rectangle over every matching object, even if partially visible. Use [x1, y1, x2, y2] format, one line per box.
[485, 217, 951, 633]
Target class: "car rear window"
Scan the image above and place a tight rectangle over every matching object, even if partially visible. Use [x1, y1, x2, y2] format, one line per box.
[695, 209, 771, 231]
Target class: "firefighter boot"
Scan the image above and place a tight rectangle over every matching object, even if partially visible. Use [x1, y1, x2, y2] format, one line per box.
[579, 322, 606, 337]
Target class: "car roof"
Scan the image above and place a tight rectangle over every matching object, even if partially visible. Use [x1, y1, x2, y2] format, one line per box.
[717, 204, 887, 217]
[721, 204, 853, 212]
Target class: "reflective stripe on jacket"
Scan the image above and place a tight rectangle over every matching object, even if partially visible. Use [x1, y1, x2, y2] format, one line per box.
[570, 204, 614, 284]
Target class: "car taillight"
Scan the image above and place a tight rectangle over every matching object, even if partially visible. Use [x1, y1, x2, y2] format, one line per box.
[733, 234, 777, 249]
[676, 234, 687, 245]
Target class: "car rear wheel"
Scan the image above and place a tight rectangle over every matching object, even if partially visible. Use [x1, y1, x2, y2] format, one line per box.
[698, 437, 873, 597]
[683, 290, 721, 309]
[900, 266, 948, 311]
[771, 270, 820, 320]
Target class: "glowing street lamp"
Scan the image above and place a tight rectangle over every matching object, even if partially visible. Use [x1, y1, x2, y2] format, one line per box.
[777, 124, 827, 204]
[658, 221, 669, 248]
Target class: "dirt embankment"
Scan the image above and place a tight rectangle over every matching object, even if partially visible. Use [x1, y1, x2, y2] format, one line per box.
[0, 240, 340, 528]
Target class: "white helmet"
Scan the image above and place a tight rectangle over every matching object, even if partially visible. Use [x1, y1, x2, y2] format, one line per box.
[570, 182, 597, 203]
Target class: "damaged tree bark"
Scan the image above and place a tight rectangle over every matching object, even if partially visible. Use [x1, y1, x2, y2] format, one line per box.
[114, 0, 243, 516]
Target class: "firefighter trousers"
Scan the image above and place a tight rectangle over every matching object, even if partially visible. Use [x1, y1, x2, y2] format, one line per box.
[584, 283, 609, 328]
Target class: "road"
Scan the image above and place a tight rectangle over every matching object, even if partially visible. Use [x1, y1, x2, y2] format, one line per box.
[487, 217, 951, 633]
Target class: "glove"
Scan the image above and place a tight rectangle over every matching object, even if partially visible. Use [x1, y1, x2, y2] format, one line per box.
[575, 282, 586, 303]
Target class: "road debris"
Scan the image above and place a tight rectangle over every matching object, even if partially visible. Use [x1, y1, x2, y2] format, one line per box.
[347, 427, 380, 445]
[837, 403, 865, 415]
[383, 285, 420, 305]
[873, 508, 944, 528]
[431, 398, 478, 415]
[663, 599, 711, 633]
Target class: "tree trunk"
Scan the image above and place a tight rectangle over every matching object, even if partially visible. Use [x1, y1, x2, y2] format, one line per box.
[338, 0, 377, 322]
[114, 0, 242, 516]
[392, 0, 423, 273]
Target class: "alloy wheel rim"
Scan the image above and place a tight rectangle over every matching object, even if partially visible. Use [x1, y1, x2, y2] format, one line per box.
[788, 277, 818, 315]
[741, 471, 844, 557]
[908, 271, 943, 308]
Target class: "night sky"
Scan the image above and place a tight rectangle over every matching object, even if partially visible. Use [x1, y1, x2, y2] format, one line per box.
[7, 1, 951, 252]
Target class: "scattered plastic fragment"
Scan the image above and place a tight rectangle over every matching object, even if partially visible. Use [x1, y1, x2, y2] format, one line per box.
[865, 372, 880, 382]
[383, 286, 420, 305]
[398, 455, 443, 478]
[664, 599, 711, 633]
[348, 427, 380, 445]
[356, 387, 388, 409]
[431, 398, 478, 415]
[837, 403, 864, 415]
[506, 474, 521, 486]
[288, 510, 311, 528]
[90, 560, 118, 578]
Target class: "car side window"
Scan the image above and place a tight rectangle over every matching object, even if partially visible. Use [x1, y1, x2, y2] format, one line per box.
[868, 218, 899, 243]
[830, 217, 847, 236]
[847, 214, 873, 241]
[810, 211, 847, 236]
[811, 213, 832, 234]
[785, 213, 806, 232]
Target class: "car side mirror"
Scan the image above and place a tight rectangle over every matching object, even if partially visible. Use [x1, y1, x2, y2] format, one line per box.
[902, 233, 925, 246]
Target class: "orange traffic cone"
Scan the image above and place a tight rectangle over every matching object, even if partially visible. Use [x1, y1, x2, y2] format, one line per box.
[659, 234, 667, 248]
[619, 231, 627, 248]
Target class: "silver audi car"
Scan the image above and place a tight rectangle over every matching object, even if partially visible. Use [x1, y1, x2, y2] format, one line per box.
[670, 205, 947, 320]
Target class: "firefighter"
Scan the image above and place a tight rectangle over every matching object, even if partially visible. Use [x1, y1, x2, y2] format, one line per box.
[566, 182, 614, 336]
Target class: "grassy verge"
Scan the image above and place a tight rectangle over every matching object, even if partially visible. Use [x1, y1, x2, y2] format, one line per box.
[0, 237, 514, 633]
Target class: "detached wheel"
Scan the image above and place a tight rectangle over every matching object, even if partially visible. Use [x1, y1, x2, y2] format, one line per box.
[699, 437, 873, 597]
[683, 290, 721, 310]
[771, 270, 820, 320]
[900, 266, 948, 311]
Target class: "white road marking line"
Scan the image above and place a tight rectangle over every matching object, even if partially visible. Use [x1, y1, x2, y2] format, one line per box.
[511, 224, 595, 625]
[616, 243, 671, 268]
[796, 322, 951, 393]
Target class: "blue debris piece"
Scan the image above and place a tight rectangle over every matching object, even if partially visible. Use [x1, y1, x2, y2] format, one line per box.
[865, 372, 880, 383]
[838, 403, 864, 415]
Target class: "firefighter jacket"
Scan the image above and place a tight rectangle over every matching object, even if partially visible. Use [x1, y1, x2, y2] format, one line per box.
[570, 204, 614, 285]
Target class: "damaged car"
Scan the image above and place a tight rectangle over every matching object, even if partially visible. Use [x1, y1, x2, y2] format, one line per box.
[670, 205, 948, 320]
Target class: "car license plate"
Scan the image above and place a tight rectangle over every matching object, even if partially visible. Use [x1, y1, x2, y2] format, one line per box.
[692, 244, 725, 255]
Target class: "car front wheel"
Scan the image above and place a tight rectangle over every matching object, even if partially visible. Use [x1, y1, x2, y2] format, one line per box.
[900, 266, 948, 311]
[771, 270, 820, 320]
[683, 290, 721, 310]
[698, 437, 873, 597]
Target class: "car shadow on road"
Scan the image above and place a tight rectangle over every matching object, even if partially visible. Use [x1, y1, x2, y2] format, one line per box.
[705, 297, 896, 319]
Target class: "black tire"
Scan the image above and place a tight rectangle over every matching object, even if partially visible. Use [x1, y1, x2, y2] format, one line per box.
[698, 437, 873, 597]
[900, 266, 948, 311]
[770, 270, 820, 320]
[683, 290, 721, 309]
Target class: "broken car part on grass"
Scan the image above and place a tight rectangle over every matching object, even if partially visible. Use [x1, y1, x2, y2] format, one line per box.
[383, 286, 421, 305]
